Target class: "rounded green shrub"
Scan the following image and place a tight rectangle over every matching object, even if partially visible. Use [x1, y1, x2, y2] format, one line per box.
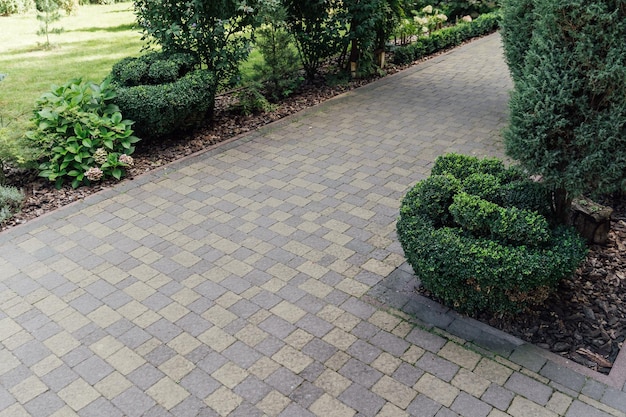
[397, 153, 587, 315]
[110, 52, 199, 87]
[112, 69, 215, 140]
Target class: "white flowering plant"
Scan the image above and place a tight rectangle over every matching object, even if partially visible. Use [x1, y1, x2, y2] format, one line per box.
[27, 78, 140, 188]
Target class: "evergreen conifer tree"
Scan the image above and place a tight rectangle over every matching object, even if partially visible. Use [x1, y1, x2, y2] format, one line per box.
[503, 0, 626, 222]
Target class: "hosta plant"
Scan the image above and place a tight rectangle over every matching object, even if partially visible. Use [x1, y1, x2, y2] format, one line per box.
[26, 78, 139, 188]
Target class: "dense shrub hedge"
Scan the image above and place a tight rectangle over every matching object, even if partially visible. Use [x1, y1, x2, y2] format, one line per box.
[110, 52, 198, 87]
[112, 69, 215, 140]
[392, 11, 502, 65]
[397, 154, 587, 314]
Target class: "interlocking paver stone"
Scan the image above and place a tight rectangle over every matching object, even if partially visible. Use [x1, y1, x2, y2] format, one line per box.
[0, 33, 619, 417]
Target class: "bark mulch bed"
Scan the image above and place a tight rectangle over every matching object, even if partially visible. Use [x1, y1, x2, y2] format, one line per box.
[2, 37, 625, 375]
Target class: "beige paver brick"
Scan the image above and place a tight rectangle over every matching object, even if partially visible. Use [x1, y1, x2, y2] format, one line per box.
[106, 346, 146, 375]
[58, 378, 101, 411]
[362, 259, 395, 276]
[235, 324, 268, 347]
[323, 328, 357, 351]
[438, 342, 481, 370]
[87, 305, 122, 328]
[118, 300, 148, 320]
[212, 362, 248, 389]
[204, 386, 243, 417]
[310, 393, 356, 417]
[546, 392, 572, 415]
[257, 390, 291, 416]
[34, 295, 67, 316]
[272, 345, 314, 373]
[0, 403, 30, 417]
[167, 332, 201, 356]
[392, 322, 414, 339]
[249, 357, 280, 380]
[57, 310, 91, 333]
[2, 330, 34, 350]
[32, 354, 63, 377]
[474, 358, 514, 385]
[317, 305, 344, 322]
[198, 326, 236, 352]
[372, 351, 402, 375]
[10, 375, 48, 403]
[171, 287, 200, 305]
[43, 331, 80, 356]
[314, 369, 352, 397]
[284, 328, 315, 349]
[369, 310, 403, 332]
[325, 351, 351, 371]
[333, 312, 361, 332]
[0, 349, 21, 375]
[372, 375, 418, 409]
[146, 376, 190, 410]
[95, 371, 132, 399]
[124, 281, 156, 301]
[451, 368, 491, 397]
[335, 278, 370, 297]
[215, 292, 241, 308]
[262, 278, 287, 294]
[414, 373, 460, 408]
[300, 278, 334, 298]
[297, 261, 330, 279]
[271, 301, 307, 324]
[507, 396, 558, 417]
[494, 356, 521, 372]
[159, 354, 194, 382]
[160, 302, 189, 322]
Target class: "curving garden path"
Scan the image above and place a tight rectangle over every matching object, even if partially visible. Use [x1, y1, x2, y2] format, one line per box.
[1, 33, 624, 417]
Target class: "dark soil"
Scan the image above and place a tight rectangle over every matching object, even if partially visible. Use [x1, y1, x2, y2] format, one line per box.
[478, 199, 626, 375]
[3, 35, 624, 374]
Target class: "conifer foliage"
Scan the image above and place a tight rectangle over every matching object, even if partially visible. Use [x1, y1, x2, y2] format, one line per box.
[503, 0, 626, 222]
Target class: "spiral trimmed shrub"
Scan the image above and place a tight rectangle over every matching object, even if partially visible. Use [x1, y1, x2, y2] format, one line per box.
[397, 154, 587, 314]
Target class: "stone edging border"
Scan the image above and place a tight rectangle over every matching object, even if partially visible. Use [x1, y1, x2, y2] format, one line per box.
[366, 263, 626, 392]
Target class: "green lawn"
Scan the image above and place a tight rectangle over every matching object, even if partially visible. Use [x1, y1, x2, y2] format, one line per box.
[0, 2, 144, 136]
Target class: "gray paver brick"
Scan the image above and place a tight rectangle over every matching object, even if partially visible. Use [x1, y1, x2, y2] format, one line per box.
[450, 392, 492, 417]
[600, 387, 626, 412]
[339, 382, 385, 417]
[416, 352, 460, 382]
[481, 383, 515, 411]
[405, 327, 447, 354]
[505, 372, 553, 406]
[539, 362, 586, 393]
[339, 358, 383, 388]
[289, 381, 325, 408]
[565, 400, 613, 417]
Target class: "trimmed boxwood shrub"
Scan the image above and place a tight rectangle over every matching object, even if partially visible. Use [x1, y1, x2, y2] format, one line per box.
[110, 52, 199, 87]
[392, 11, 502, 65]
[397, 153, 587, 314]
[112, 69, 215, 140]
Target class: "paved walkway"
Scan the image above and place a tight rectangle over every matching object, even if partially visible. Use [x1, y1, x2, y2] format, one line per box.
[1, 34, 624, 417]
